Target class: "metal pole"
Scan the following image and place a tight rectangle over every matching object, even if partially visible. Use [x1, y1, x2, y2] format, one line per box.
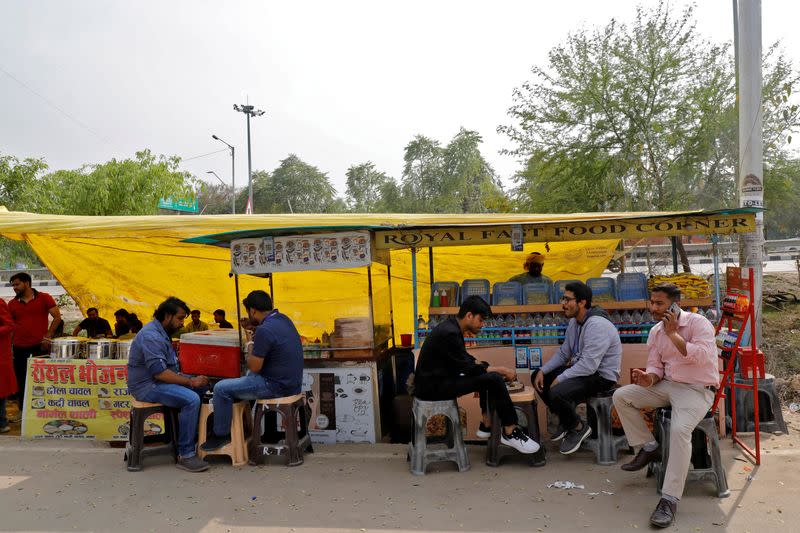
[246, 113, 254, 213]
[234, 273, 243, 365]
[231, 145, 236, 214]
[712, 235, 722, 320]
[670, 236, 679, 274]
[737, 0, 764, 344]
[411, 248, 419, 347]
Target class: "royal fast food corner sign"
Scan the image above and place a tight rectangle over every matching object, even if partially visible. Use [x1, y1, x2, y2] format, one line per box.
[374, 213, 756, 250]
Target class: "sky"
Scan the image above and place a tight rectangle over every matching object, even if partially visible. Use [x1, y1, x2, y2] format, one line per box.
[1, 0, 798, 201]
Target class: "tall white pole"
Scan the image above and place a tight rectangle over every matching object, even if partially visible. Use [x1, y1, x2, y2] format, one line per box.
[737, 0, 764, 344]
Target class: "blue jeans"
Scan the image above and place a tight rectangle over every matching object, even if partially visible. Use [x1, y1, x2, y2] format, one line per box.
[212, 373, 280, 436]
[140, 384, 204, 458]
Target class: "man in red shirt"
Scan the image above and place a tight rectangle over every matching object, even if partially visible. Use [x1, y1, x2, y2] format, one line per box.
[8, 272, 61, 404]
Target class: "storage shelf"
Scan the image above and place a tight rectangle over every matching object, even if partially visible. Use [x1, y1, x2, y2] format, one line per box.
[427, 298, 713, 315]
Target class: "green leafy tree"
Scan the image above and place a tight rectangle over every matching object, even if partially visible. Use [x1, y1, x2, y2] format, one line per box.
[250, 155, 339, 213]
[198, 182, 236, 215]
[345, 162, 396, 212]
[400, 135, 444, 213]
[501, 1, 800, 265]
[44, 150, 194, 216]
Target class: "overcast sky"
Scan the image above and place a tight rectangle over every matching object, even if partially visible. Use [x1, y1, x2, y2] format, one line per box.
[2, 0, 798, 199]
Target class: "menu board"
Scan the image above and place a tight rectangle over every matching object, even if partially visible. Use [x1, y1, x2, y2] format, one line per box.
[21, 358, 163, 441]
[231, 231, 371, 274]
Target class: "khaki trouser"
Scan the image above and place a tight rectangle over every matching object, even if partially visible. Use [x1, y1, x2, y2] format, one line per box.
[613, 380, 714, 499]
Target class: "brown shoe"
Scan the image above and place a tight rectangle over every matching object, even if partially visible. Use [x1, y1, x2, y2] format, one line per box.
[649, 498, 676, 528]
[621, 445, 661, 471]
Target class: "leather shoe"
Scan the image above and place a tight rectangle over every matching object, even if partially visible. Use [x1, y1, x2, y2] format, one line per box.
[649, 498, 676, 528]
[621, 445, 661, 471]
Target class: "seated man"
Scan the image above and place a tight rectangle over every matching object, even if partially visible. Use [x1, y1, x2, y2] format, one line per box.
[414, 295, 539, 454]
[508, 252, 553, 286]
[202, 290, 303, 451]
[213, 309, 234, 329]
[534, 281, 621, 454]
[127, 297, 210, 472]
[72, 307, 113, 338]
[613, 283, 718, 528]
[114, 309, 131, 338]
[182, 310, 209, 334]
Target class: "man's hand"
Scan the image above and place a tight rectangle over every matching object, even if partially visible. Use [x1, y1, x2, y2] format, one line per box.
[41, 338, 52, 350]
[190, 375, 209, 388]
[533, 371, 544, 392]
[487, 366, 516, 382]
[631, 369, 656, 388]
[662, 310, 679, 335]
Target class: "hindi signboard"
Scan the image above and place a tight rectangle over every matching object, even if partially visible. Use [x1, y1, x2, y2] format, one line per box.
[21, 358, 163, 441]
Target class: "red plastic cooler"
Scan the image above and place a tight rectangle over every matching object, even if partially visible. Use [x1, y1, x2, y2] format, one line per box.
[179, 330, 242, 378]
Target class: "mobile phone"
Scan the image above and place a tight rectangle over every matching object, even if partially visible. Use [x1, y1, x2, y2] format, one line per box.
[668, 302, 682, 317]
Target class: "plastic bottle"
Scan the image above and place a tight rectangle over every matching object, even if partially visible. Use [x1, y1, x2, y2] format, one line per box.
[440, 289, 449, 308]
[543, 314, 553, 345]
[417, 315, 427, 337]
[432, 289, 440, 307]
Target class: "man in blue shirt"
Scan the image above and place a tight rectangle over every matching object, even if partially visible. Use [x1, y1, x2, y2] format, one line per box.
[127, 297, 210, 472]
[202, 290, 303, 451]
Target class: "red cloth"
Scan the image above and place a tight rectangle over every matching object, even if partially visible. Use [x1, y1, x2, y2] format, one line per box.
[8, 290, 56, 348]
[0, 298, 17, 398]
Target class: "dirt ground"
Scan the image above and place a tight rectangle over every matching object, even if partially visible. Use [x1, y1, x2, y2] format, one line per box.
[1, 415, 799, 533]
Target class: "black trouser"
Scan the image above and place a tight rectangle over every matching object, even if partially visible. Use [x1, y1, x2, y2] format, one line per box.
[537, 365, 616, 431]
[13, 345, 45, 404]
[416, 372, 518, 427]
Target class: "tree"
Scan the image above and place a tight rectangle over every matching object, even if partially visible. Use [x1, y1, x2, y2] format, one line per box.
[500, 1, 800, 266]
[345, 162, 395, 212]
[250, 155, 339, 213]
[400, 130, 510, 213]
[43, 150, 194, 216]
[198, 182, 236, 215]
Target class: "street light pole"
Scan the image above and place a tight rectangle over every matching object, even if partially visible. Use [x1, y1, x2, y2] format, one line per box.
[206, 171, 234, 214]
[232, 104, 265, 214]
[211, 134, 235, 214]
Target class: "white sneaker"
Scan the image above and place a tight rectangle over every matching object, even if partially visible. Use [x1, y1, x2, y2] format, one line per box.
[476, 422, 491, 439]
[500, 426, 540, 454]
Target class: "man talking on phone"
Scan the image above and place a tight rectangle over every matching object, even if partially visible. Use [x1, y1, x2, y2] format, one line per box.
[612, 283, 718, 528]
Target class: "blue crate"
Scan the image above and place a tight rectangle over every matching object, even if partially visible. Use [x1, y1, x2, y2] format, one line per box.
[552, 279, 581, 304]
[492, 282, 523, 305]
[587, 277, 617, 302]
[460, 279, 491, 304]
[616, 272, 648, 301]
[430, 281, 459, 307]
[522, 281, 551, 305]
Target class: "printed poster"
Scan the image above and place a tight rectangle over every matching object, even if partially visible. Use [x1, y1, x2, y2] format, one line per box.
[21, 358, 163, 441]
[231, 231, 371, 274]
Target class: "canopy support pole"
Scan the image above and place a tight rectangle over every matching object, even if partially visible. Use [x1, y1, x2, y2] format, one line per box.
[671, 236, 679, 273]
[428, 247, 434, 285]
[234, 273, 243, 365]
[712, 235, 722, 319]
[411, 248, 419, 348]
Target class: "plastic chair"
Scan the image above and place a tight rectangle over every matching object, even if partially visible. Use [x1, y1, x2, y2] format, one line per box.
[733, 373, 788, 434]
[581, 388, 629, 465]
[197, 401, 252, 466]
[125, 400, 179, 472]
[486, 386, 546, 467]
[249, 393, 313, 466]
[408, 398, 470, 475]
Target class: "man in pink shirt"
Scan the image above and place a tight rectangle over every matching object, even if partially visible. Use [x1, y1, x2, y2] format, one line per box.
[613, 283, 718, 528]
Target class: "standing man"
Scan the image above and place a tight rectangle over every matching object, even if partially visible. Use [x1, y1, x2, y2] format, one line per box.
[213, 309, 234, 329]
[72, 308, 113, 338]
[414, 295, 539, 454]
[0, 297, 17, 433]
[613, 283, 718, 528]
[127, 297, 210, 472]
[509, 252, 553, 286]
[202, 291, 303, 451]
[533, 281, 621, 454]
[8, 272, 61, 404]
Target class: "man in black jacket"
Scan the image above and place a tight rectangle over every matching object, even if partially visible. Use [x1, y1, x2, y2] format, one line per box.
[414, 295, 539, 454]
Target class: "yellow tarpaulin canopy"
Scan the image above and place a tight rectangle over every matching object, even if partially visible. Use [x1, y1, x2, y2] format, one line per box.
[0, 208, 757, 341]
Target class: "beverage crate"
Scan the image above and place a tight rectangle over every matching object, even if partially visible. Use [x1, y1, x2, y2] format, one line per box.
[522, 281, 551, 305]
[616, 272, 648, 301]
[587, 277, 616, 302]
[492, 282, 522, 305]
[460, 279, 490, 304]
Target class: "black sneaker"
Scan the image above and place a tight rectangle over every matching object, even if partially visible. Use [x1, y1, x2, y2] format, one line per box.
[200, 434, 231, 452]
[559, 423, 592, 455]
[550, 424, 568, 442]
[476, 422, 491, 439]
[176, 455, 210, 472]
[500, 426, 540, 454]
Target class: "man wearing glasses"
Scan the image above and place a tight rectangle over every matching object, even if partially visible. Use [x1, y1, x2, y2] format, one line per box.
[533, 281, 622, 455]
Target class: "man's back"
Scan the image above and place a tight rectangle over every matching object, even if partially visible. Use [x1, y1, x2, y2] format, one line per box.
[254, 312, 303, 395]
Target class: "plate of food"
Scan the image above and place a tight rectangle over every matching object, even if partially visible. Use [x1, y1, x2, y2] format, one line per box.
[42, 419, 88, 436]
[506, 381, 525, 393]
